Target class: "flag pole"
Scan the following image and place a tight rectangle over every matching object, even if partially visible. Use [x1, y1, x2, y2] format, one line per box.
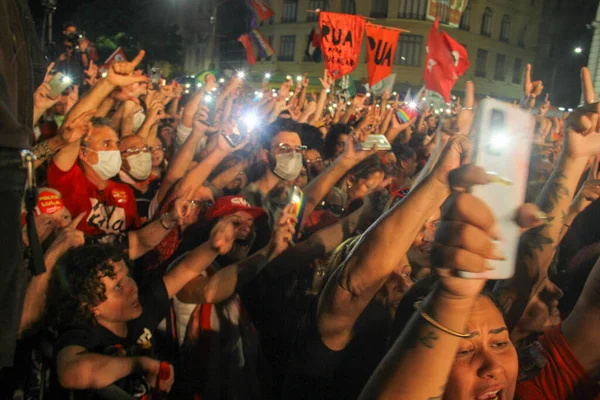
[365, 22, 411, 33]
[306, 9, 377, 20]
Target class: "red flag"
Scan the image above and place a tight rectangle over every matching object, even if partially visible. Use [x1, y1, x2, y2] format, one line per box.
[423, 18, 469, 102]
[441, 31, 470, 76]
[101, 47, 127, 70]
[319, 11, 366, 79]
[251, 0, 275, 22]
[238, 34, 256, 65]
[366, 24, 400, 86]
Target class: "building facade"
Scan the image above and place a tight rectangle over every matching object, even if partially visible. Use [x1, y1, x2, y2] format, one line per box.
[249, 0, 543, 100]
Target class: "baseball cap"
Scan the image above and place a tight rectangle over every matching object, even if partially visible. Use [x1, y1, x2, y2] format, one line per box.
[205, 196, 266, 221]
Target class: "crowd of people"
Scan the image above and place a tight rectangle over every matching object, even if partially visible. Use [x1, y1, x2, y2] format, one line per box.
[2, 15, 600, 400]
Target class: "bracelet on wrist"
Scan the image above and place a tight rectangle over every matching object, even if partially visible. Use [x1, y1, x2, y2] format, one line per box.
[414, 300, 473, 338]
[160, 213, 177, 230]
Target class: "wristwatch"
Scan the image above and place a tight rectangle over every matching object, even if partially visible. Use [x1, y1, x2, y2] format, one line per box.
[160, 212, 178, 230]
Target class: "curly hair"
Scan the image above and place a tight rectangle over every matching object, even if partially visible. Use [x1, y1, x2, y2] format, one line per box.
[46, 243, 125, 331]
[323, 124, 352, 160]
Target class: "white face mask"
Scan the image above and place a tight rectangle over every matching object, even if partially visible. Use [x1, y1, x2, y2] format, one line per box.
[127, 152, 152, 180]
[273, 152, 303, 181]
[85, 149, 122, 180]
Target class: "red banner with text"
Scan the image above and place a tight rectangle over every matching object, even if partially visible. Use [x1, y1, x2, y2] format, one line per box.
[319, 11, 366, 79]
[366, 24, 400, 87]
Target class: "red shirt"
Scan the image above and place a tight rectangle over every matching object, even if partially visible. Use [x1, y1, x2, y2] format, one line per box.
[47, 160, 141, 236]
[515, 326, 600, 399]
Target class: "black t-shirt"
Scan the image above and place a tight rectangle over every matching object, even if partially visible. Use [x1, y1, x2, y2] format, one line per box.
[52, 276, 170, 399]
[283, 296, 392, 400]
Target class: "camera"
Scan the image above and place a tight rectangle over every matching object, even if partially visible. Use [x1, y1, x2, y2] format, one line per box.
[66, 31, 86, 51]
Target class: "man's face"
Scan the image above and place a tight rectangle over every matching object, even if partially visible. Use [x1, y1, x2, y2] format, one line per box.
[426, 116, 438, 129]
[402, 154, 418, 178]
[80, 126, 120, 166]
[63, 26, 77, 37]
[263, 130, 303, 172]
[52, 94, 69, 116]
[93, 261, 142, 325]
[119, 135, 147, 173]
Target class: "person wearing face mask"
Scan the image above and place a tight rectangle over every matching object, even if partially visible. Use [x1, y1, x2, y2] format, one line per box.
[115, 135, 155, 221]
[47, 116, 141, 236]
[240, 119, 306, 228]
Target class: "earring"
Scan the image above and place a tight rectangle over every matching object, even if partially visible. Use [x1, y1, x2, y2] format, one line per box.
[347, 183, 352, 189]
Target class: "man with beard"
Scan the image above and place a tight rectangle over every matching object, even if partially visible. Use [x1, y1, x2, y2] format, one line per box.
[167, 196, 297, 399]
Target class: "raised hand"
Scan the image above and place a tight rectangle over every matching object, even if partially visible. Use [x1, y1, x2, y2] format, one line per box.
[146, 101, 166, 126]
[106, 50, 148, 87]
[59, 109, 96, 144]
[522, 64, 543, 109]
[84, 60, 99, 87]
[209, 215, 238, 255]
[539, 93, 551, 117]
[563, 67, 600, 159]
[301, 73, 309, 88]
[46, 213, 86, 259]
[456, 81, 474, 135]
[381, 88, 392, 101]
[65, 85, 79, 113]
[570, 156, 600, 214]
[268, 204, 297, 256]
[340, 130, 378, 165]
[34, 82, 59, 111]
[319, 70, 334, 90]
[43, 62, 56, 84]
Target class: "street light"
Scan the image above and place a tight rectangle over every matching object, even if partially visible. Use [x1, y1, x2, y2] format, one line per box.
[574, 47, 583, 54]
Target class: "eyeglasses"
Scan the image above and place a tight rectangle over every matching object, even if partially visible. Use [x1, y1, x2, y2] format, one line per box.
[305, 157, 323, 165]
[121, 145, 151, 155]
[316, 200, 345, 218]
[150, 146, 166, 152]
[273, 143, 307, 154]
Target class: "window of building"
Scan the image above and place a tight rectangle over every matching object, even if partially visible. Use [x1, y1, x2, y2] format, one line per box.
[282, 0, 298, 23]
[371, 0, 389, 18]
[475, 49, 488, 77]
[512, 58, 522, 84]
[480, 7, 493, 37]
[494, 54, 506, 81]
[395, 34, 423, 67]
[398, 0, 427, 19]
[279, 35, 296, 61]
[342, 0, 356, 14]
[459, 3, 471, 31]
[307, 0, 325, 21]
[435, 0, 450, 24]
[500, 15, 510, 42]
[518, 26, 526, 48]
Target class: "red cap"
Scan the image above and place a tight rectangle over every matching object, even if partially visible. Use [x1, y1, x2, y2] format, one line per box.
[205, 196, 266, 221]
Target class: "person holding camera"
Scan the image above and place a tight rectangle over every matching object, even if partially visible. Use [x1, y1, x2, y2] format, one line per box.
[55, 22, 98, 85]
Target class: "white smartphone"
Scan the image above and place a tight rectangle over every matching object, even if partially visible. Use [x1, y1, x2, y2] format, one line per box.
[462, 99, 534, 280]
[355, 134, 392, 151]
[48, 72, 72, 98]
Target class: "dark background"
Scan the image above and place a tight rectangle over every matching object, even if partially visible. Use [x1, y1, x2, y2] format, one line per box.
[27, 0, 599, 106]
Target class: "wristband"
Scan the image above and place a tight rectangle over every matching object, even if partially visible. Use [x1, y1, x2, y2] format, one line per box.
[414, 300, 473, 338]
[160, 213, 177, 230]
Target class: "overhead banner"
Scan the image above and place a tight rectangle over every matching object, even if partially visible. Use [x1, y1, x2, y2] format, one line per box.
[426, 0, 469, 28]
[366, 24, 400, 86]
[319, 11, 366, 79]
[238, 34, 257, 65]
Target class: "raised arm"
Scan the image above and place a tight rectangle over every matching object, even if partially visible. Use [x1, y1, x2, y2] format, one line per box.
[359, 189, 498, 400]
[496, 68, 600, 331]
[309, 73, 333, 126]
[162, 216, 238, 298]
[317, 136, 474, 350]
[127, 212, 179, 260]
[176, 206, 297, 304]
[301, 133, 378, 227]
[155, 107, 210, 205]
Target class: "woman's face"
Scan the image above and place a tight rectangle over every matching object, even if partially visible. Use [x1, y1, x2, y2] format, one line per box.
[347, 171, 384, 202]
[407, 208, 441, 276]
[335, 133, 349, 157]
[150, 137, 165, 167]
[445, 296, 518, 400]
[293, 166, 309, 188]
[511, 277, 563, 345]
